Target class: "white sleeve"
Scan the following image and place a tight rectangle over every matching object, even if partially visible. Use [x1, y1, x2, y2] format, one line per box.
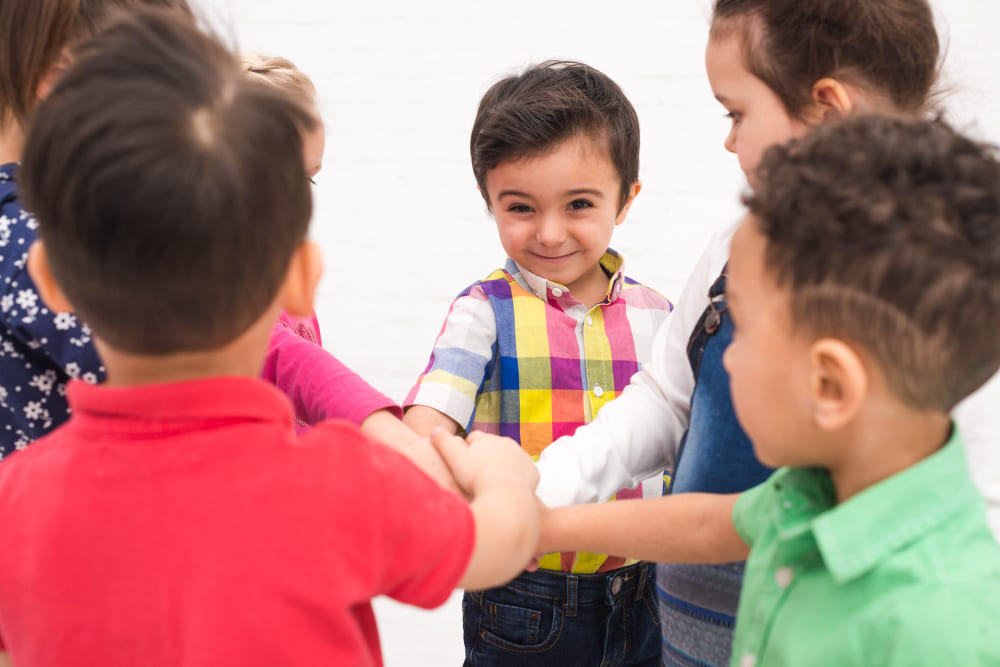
[535, 226, 735, 507]
[954, 369, 1000, 543]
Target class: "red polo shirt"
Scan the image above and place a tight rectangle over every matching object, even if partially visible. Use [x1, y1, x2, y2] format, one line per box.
[0, 376, 473, 666]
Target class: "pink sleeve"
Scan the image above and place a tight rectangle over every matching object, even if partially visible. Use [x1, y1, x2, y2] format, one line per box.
[262, 321, 401, 429]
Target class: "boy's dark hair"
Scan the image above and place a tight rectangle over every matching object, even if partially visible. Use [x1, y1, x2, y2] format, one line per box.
[710, 0, 940, 120]
[20, 9, 316, 355]
[746, 114, 1000, 412]
[0, 0, 193, 127]
[470, 60, 639, 212]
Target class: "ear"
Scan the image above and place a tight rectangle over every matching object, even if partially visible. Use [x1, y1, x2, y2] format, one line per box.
[614, 180, 642, 225]
[26, 241, 74, 312]
[36, 50, 72, 102]
[808, 78, 855, 123]
[808, 338, 867, 431]
[278, 240, 323, 318]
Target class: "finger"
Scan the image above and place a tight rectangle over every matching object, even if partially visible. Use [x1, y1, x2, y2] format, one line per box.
[429, 427, 470, 475]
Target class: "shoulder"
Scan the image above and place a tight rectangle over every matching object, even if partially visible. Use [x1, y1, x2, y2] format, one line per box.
[619, 275, 673, 311]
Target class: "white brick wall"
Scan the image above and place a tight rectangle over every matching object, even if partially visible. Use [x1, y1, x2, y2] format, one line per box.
[191, 1, 1000, 663]
[195, 0, 1000, 404]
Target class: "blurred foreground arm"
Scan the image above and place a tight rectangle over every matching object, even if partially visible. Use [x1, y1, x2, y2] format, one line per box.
[430, 429, 539, 590]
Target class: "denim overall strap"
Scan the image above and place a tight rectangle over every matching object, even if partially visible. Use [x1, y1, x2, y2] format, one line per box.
[685, 265, 728, 379]
[657, 265, 774, 667]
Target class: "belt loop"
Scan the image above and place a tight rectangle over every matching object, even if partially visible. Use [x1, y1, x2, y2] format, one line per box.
[637, 562, 649, 601]
[565, 574, 578, 617]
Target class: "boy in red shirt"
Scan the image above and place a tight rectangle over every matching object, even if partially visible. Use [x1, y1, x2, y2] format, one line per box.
[0, 10, 539, 667]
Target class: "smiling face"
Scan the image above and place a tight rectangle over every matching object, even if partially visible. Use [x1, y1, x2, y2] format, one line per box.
[723, 215, 816, 468]
[705, 34, 808, 179]
[484, 134, 638, 306]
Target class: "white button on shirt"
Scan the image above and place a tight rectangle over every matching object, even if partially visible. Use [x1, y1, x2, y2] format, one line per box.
[740, 654, 757, 667]
[586, 315, 594, 326]
[775, 566, 794, 588]
[593, 384, 604, 397]
[551, 287, 563, 297]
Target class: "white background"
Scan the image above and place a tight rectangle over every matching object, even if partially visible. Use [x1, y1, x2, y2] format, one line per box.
[194, 1, 1000, 663]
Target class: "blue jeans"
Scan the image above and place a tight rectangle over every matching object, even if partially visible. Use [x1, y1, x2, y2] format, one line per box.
[462, 562, 660, 666]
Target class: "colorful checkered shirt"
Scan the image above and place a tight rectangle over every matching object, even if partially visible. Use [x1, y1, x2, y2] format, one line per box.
[405, 250, 672, 573]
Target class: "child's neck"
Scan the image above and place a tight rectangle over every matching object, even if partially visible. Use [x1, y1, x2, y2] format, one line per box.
[566, 262, 611, 309]
[95, 309, 276, 388]
[826, 402, 951, 503]
[0, 120, 25, 165]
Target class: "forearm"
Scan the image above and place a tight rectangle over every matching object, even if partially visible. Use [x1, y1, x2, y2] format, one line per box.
[539, 493, 748, 564]
[402, 405, 460, 437]
[263, 326, 399, 427]
[460, 473, 540, 590]
[362, 410, 460, 493]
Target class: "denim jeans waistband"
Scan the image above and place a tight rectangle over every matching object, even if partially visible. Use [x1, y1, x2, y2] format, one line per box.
[505, 562, 652, 616]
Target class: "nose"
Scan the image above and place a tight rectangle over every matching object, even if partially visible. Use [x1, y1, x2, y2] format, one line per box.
[535, 213, 566, 246]
[723, 126, 737, 154]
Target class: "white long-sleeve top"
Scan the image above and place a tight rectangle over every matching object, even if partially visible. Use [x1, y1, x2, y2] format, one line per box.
[536, 223, 1000, 542]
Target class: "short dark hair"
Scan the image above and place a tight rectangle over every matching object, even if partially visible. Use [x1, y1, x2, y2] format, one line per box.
[20, 9, 316, 355]
[470, 60, 639, 212]
[0, 0, 193, 127]
[710, 0, 940, 120]
[745, 114, 1000, 412]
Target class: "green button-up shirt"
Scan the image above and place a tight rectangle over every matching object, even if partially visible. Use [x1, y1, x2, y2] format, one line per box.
[731, 429, 1000, 666]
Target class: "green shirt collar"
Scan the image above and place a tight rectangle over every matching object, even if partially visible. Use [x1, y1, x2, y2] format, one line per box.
[771, 428, 976, 584]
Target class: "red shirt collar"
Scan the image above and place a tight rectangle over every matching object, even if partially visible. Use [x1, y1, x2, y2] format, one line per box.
[66, 376, 295, 437]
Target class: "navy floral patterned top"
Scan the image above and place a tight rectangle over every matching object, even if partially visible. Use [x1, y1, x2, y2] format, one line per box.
[0, 163, 105, 460]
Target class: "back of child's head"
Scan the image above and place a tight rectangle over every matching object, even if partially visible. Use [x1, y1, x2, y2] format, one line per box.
[0, 0, 193, 127]
[240, 54, 317, 109]
[20, 8, 317, 355]
[745, 114, 1000, 413]
[470, 60, 639, 212]
[710, 0, 940, 119]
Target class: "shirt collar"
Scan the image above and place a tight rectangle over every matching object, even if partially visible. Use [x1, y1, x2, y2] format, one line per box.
[787, 428, 978, 583]
[505, 249, 626, 303]
[66, 376, 295, 436]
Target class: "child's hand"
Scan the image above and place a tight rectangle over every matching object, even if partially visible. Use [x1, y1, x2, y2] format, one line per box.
[430, 428, 539, 496]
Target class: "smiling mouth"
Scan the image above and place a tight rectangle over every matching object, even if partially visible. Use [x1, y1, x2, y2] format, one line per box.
[530, 251, 576, 263]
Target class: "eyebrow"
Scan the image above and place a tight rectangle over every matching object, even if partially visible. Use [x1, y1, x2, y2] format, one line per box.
[496, 188, 606, 200]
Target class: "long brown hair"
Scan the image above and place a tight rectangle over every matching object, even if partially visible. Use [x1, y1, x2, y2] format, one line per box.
[711, 0, 940, 119]
[0, 0, 193, 126]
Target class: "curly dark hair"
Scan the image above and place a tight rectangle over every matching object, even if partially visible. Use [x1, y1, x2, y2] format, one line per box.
[745, 114, 1000, 411]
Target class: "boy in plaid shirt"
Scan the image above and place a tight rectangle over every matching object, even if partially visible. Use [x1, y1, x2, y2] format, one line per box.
[404, 61, 671, 667]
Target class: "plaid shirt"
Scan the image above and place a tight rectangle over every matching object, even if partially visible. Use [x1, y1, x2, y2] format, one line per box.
[405, 250, 671, 573]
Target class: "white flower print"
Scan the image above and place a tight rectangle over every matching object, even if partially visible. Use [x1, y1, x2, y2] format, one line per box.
[0, 293, 12, 313]
[23, 400, 45, 421]
[29, 370, 57, 396]
[15, 289, 37, 311]
[65, 362, 81, 379]
[82, 372, 98, 384]
[53, 312, 76, 330]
